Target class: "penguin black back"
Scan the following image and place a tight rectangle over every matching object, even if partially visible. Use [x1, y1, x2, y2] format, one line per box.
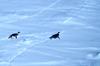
[49, 32, 60, 39]
[8, 32, 20, 39]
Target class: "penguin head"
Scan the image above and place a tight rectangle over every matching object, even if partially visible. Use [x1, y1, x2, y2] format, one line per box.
[58, 32, 60, 33]
[18, 32, 20, 33]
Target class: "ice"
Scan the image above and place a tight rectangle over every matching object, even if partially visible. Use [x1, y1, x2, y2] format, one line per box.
[0, 0, 100, 66]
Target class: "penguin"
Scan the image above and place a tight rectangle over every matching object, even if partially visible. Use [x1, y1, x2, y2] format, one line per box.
[49, 32, 60, 39]
[8, 32, 20, 39]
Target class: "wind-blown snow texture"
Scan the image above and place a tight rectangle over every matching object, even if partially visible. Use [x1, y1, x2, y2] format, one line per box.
[0, 0, 100, 66]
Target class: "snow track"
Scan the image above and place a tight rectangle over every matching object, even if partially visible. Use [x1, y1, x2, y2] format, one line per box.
[0, 0, 100, 66]
[8, 39, 49, 66]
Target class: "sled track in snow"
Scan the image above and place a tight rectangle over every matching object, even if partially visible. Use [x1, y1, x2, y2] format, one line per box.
[8, 38, 49, 66]
[0, 0, 100, 66]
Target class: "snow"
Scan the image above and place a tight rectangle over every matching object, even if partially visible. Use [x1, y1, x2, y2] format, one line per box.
[0, 0, 100, 66]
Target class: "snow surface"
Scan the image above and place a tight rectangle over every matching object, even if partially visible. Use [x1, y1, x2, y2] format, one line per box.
[0, 0, 100, 66]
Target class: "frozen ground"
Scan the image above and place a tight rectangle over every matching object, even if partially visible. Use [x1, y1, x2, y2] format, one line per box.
[0, 0, 100, 66]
